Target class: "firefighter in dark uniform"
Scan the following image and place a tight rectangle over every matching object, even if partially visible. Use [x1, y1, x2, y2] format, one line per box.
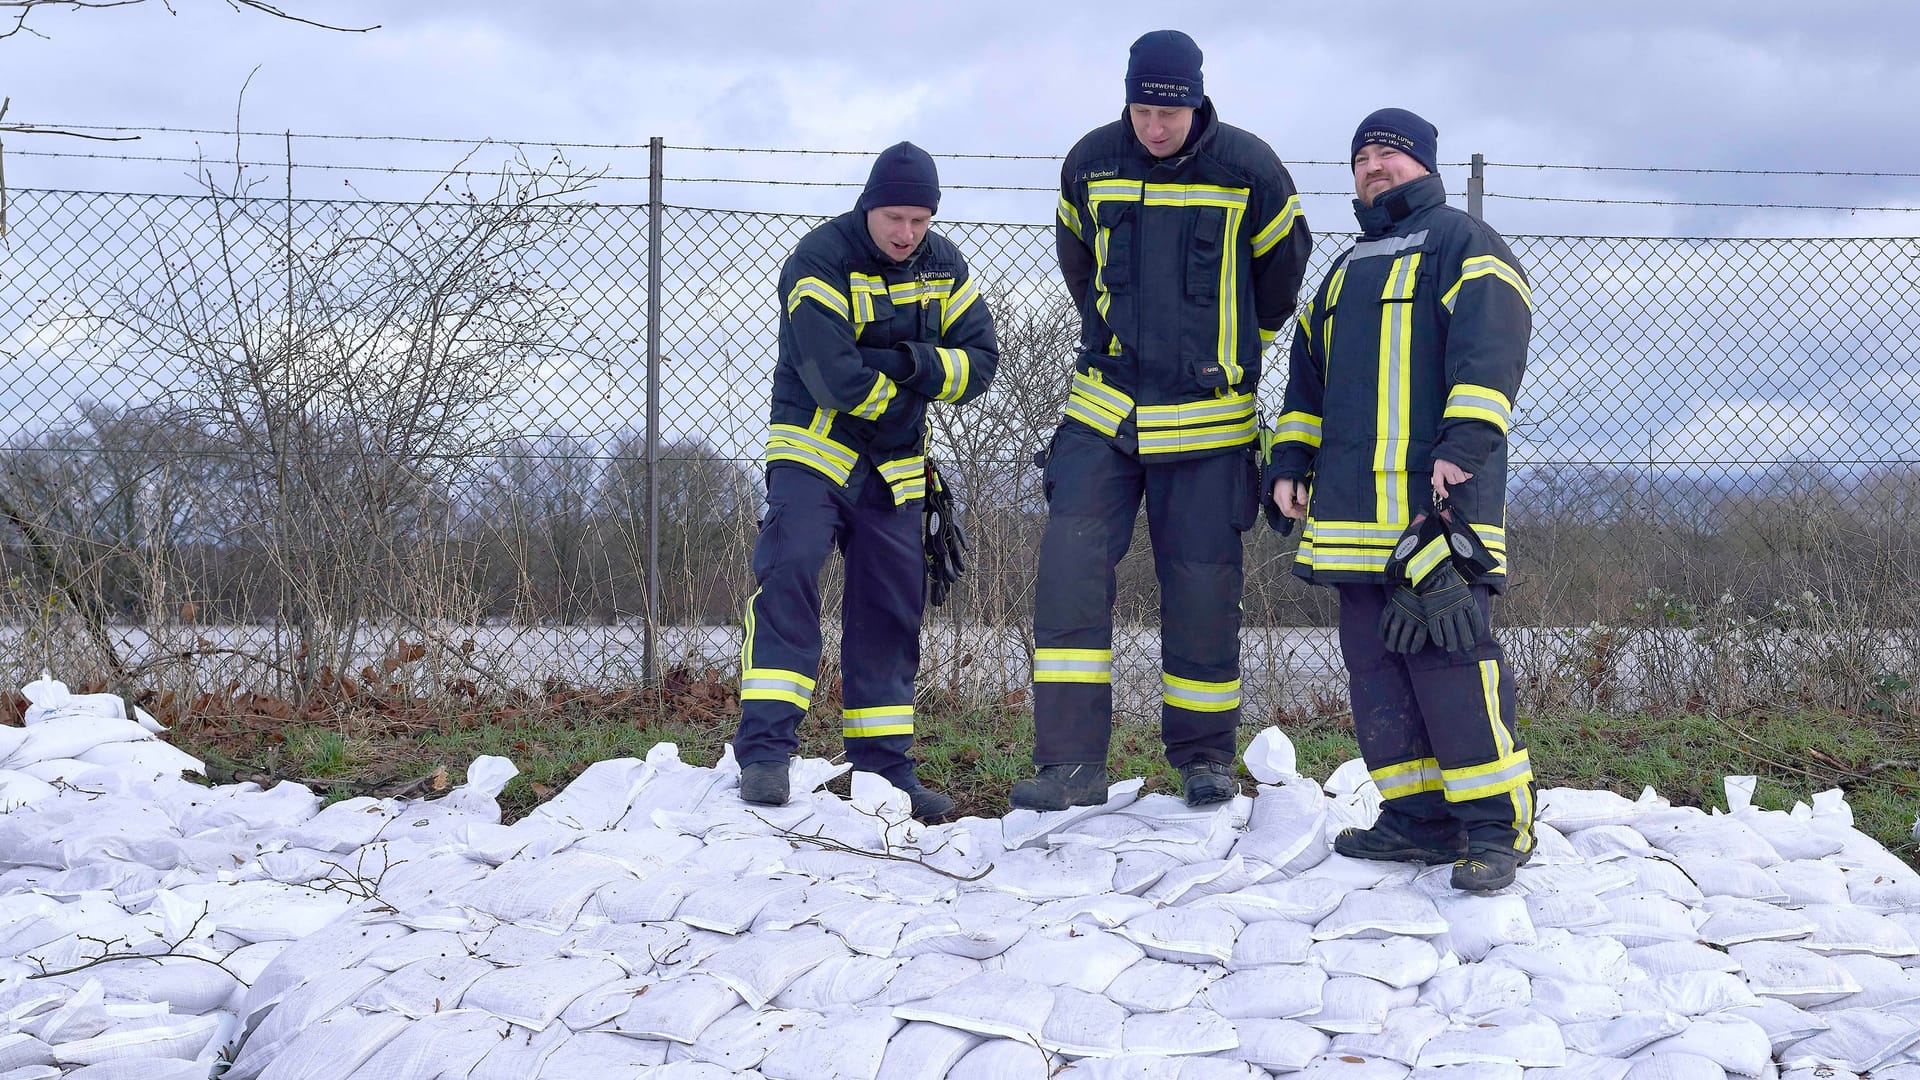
[1010, 30, 1312, 811]
[733, 142, 1000, 823]
[1265, 109, 1534, 891]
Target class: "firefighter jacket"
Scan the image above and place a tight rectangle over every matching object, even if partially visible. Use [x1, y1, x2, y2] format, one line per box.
[766, 211, 1000, 505]
[1054, 101, 1312, 461]
[1268, 173, 1531, 588]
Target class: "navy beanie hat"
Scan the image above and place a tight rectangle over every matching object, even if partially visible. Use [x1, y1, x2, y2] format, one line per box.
[857, 141, 940, 214]
[1351, 108, 1440, 174]
[1126, 30, 1204, 108]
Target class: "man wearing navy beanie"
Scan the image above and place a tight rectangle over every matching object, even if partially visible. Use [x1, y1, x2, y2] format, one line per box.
[1014, 31, 1313, 812]
[733, 142, 1000, 823]
[1264, 107, 1536, 891]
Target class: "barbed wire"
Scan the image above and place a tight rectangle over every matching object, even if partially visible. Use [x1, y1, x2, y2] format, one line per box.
[1486, 192, 1920, 213]
[17, 125, 1920, 179]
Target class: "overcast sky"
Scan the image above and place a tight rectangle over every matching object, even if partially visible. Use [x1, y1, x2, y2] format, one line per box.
[7, 0, 1920, 235]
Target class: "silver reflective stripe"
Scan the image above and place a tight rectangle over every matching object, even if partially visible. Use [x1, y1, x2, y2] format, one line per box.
[1311, 524, 1405, 541]
[1036, 658, 1111, 675]
[1348, 230, 1429, 262]
[1444, 758, 1533, 796]
[742, 676, 810, 698]
[1449, 389, 1512, 426]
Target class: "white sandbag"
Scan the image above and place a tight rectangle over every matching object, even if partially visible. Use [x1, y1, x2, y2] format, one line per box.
[1297, 975, 1413, 1034]
[0, 770, 57, 809]
[1594, 891, 1703, 946]
[1313, 886, 1448, 940]
[340, 1008, 503, 1080]
[890, 971, 1055, 1042]
[1195, 875, 1347, 925]
[465, 921, 575, 967]
[167, 879, 355, 944]
[453, 850, 635, 929]
[1776, 1069, 1859, 1080]
[1696, 894, 1819, 946]
[1112, 850, 1182, 895]
[1628, 940, 1742, 977]
[1633, 1013, 1775, 1078]
[1434, 891, 1537, 961]
[1221, 1017, 1329, 1072]
[1329, 1003, 1447, 1065]
[1798, 903, 1920, 957]
[359, 929, 466, 972]
[583, 866, 711, 923]
[1538, 787, 1659, 831]
[1678, 855, 1792, 903]
[1418, 1007, 1567, 1068]
[811, 900, 920, 957]
[869, 954, 984, 1007]
[460, 956, 625, 1029]
[527, 756, 656, 830]
[1413, 1066, 1522, 1080]
[1488, 929, 1630, 985]
[1563, 1011, 1690, 1057]
[1782, 1008, 1920, 1073]
[51, 954, 243, 1016]
[770, 954, 904, 1012]
[0, 1034, 54, 1072]
[999, 926, 1143, 993]
[229, 965, 389, 1076]
[1105, 958, 1219, 1012]
[46, 1013, 220, 1066]
[1605, 857, 1705, 904]
[697, 926, 849, 1009]
[986, 842, 1119, 902]
[1763, 860, 1852, 907]
[895, 907, 1028, 961]
[1293, 1051, 1413, 1078]
[757, 1005, 899, 1080]
[1296, 853, 1421, 892]
[1529, 1055, 1634, 1080]
[1028, 892, 1157, 931]
[352, 952, 493, 1020]
[677, 875, 812, 935]
[1618, 1057, 1728, 1080]
[1122, 1008, 1240, 1055]
[1729, 940, 1862, 1006]
[605, 973, 742, 1043]
[243, 1007, 411, 1080]
[1146, 855, 1269, 905]
[1202, 965, 1327, 1020]
[1228, 918, 1315, 969]
[64, 1063, 206, 1080]
[1845, 871, 1920, 915]
[1524, 890, 1612, 932]
[1527, 977, 1622, 1025]
[1727, 997, 1829, 1054]
[570, 826, 706, 877]
[875, 1021, 982, 1080]
[1618, 970, 1760, 1015]
[755, 882, 874, 933]
[1117, 905, 1243, 965]
[1038, 985, 1128, 1057]
[1733, 809, 1844, 862]
[945, 1039, 1060, 1080]
[1568, 824, 1663, 862]
[1310, 936, 1441, 989]
[1820, 953, 1920, 1011]
[8, 716, 151, 766]
[73, 740, 203, 778]
[1418, 962, 1534, 1022]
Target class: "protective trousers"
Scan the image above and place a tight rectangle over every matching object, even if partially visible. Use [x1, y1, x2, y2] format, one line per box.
[733, 465, 925, 783]
[1031, 423, 1256, 768]
[1337, 582, 1536, 853]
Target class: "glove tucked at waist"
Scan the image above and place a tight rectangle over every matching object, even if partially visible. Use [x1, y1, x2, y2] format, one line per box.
[924, 458, 968, 607]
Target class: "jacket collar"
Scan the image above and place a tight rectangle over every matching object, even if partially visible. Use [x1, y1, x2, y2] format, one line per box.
[1352, 172, 1447, 236]
[840, 210, 926, 269]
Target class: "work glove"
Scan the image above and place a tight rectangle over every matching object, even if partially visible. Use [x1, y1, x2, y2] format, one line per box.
[1379, 514, 1444, 654]
[924, 458, 968, 607]
[1434, 496, 1500, 578]
[1419, 561, 1487, 653]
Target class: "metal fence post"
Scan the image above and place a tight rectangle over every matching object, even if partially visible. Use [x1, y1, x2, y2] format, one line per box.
[1468, 152, 1485, 221]
[645, 136, 664, 683]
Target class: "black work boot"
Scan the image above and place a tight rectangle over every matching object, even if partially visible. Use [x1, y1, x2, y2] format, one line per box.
[1334, 818, 1468, 865]
[1179, 759, 1238, 807]
[1009, 763, 1108, 811]
[739, 760, 790, 807]
[892, 776, 959, 824]
[1450, 843, 1532, 892]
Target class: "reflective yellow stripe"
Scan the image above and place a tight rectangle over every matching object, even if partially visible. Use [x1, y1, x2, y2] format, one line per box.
[1065, 370, 1133, 437]
[1442, 748, 1533, 802]
[1035, 647, 1112, 684]
[934, 347, 970, 402]
[1135, 392, 1256, 455]
[1214, 197, 1247, 384]
[1162, 672, 1240, 713]
[1444, 383, 1513, 434]
[1057, 196, 1084, 240]
[850, 372, 898, 421]
[1442, 255, 1533, 312]
[1135, 394, 1255, 428]
[1372, 757, 1444, 800]
[742, 667, 817, 709]
[740, 586, 761, 678]
[1136, 416, 1256, 455]
[1481, 661, 1513, 758]
[1251, 194, 1302, 258]
[877, 456, 927, 503]
[848, 272, 885, 326]
[1405, 532, 1451, 585]
[787, 277, 851, 320]
[1375, 253, 1420, 526]
[941, 277, 980, 334]
[767, 423, 858, 484]
[1271, 410, 1322, 449]
[844, 704, 914, 739]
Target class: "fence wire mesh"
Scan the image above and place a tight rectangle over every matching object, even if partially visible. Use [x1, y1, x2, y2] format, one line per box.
[3, 180, 1919, 721]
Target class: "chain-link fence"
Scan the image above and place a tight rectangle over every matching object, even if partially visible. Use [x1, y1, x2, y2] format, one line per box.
[3, 172, 1919, 719]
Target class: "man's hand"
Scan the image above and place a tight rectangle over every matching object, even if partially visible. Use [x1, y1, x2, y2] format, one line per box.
[1271, 478, 1309, 521]
[1431, 459, 1473, 501]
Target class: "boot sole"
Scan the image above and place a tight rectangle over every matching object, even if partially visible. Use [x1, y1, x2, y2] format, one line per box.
[1008, 791, 1108, 811]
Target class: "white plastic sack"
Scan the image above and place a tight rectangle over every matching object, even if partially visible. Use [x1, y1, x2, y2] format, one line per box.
[1223, 1019, 1329, 1072]
[890, 971, 1055, 1043]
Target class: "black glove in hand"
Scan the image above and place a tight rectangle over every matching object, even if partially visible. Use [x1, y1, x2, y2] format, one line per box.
[1419, 561, 1488, 653]
[1379, 584, 1429, 654]
[923, 460, 967, 607]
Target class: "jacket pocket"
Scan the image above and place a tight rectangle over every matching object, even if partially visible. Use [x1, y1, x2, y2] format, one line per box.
[1094, 200, 1136, 291]
[1185, 206, 1226, 301]
[1231, 444, 1259, 532]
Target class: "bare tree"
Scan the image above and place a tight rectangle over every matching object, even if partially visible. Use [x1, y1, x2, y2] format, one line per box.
[1, 0, 376, 41]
